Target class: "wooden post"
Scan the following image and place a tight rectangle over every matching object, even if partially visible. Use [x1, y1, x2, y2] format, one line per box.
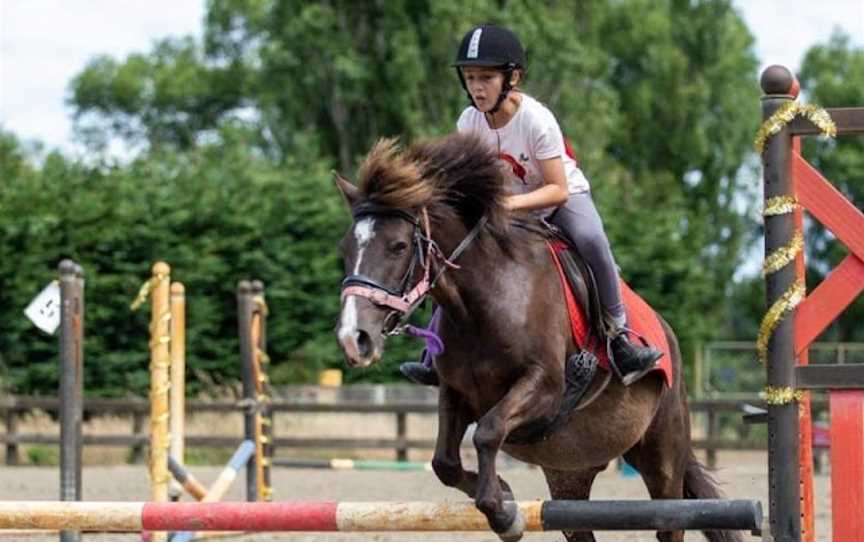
[169, 282, 186, 500]
[705, 409, 717, 469]
[4, 408, 18, 466]
[130, 412, 145, 464]
[237, 281, 257, 501]
[251, 280, 273, 501]
[396, 412, 408, 462]
[148, 262, 171, 542]
[692, 344, 704, 399]
[58, 259, 85, 542]
[760, 65, 801, 542]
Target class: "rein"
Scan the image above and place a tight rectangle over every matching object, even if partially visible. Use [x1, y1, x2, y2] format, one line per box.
[340, 206, 487, 335]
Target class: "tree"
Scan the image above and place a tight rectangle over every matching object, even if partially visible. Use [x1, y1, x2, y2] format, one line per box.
[69, 37, 250, 152]
[796, 32, 864, 342]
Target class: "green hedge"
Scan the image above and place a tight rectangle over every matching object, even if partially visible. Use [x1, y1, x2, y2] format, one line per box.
[0, 135, 422, 396]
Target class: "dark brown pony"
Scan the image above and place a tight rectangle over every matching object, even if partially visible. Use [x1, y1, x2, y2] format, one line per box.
[334, 133, 738, 542]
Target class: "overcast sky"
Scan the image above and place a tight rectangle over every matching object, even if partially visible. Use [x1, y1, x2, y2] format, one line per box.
[1, 0, 863, 156]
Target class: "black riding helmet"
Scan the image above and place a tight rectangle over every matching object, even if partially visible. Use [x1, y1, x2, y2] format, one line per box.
[454, 25, 525, 114]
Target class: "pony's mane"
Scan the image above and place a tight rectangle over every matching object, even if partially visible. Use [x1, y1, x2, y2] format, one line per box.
[355, 133, 512, 238]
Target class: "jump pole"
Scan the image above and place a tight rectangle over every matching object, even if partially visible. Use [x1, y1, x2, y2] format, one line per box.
[168, 282, 186, 501]
[236, 281, 257, 502]
[271, 458, 433, 471]
[0, 499, 763, 533]
[58, 260, 85, 542]
[131, 262, 172, 542]
[237, 280, 274, 502]
[759, 66, 802, 542]
[171, 440, 256, 542]
[249, 280, 273, 501]
[166, 456, 207, 500]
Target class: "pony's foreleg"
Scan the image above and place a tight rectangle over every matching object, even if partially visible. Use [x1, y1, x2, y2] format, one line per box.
[474, 366, 561, 541]
[431, 385, 477, 495]
[432, 385, 517, 500]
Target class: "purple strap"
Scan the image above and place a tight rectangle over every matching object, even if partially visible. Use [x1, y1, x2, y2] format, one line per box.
[405, 324, 445, 357]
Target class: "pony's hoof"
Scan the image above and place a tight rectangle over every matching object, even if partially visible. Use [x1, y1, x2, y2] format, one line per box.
[497, 501, 526, 542]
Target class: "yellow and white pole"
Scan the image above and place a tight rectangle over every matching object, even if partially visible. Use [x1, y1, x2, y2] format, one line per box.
[168, 282, 186, 501]
[131, 261, 171, 542]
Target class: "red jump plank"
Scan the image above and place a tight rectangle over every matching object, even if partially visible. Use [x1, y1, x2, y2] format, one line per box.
[795, 255, 864, 353]
[793, 154, 864, 260]
[830, 391, 864, 542]
[142, 502, 339, 531]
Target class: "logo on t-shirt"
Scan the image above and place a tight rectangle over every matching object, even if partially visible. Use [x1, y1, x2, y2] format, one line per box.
[499, 153, 527, 183]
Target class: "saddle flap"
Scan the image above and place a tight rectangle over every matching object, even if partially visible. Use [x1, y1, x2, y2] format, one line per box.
[545, 238, 610, 364]
[544, 237, 674, 388]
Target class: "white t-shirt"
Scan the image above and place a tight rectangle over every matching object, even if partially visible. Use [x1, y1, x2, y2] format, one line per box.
[456, 94, 591, 205]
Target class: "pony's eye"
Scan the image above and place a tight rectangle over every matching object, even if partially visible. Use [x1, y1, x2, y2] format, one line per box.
[389, 241, 409, 255]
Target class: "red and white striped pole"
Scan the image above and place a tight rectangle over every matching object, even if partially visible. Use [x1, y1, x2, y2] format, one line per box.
[0, 499, 761, 533]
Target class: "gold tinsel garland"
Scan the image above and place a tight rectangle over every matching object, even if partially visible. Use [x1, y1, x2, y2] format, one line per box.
[763, 195, 800, 216]
[754, 101, 836, 153]
[762, 231, 804, 277]
[752, 101, 834, 397]
[756, 280, 806, 364]
[762, 385, 806, 405]
[130, 271, 169, 311]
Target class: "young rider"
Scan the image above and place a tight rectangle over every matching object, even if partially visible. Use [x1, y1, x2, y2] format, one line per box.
[400, 24, 661, 386]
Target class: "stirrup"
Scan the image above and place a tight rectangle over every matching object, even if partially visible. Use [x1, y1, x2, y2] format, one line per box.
[607, 328, 662, 385]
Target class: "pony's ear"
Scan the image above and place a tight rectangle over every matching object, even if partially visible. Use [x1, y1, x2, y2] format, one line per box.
[332, 171, 360, 211]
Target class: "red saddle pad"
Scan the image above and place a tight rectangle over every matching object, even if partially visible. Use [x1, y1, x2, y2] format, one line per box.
[547, 241, 673, 387]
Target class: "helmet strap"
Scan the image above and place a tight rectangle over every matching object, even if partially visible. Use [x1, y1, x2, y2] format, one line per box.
[456, 68, 478, 108]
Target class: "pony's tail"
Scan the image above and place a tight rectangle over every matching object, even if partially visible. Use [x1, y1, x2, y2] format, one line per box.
[683, 451, 744, 542]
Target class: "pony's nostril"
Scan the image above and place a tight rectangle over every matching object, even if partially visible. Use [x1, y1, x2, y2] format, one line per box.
[356, 330, 373, 358]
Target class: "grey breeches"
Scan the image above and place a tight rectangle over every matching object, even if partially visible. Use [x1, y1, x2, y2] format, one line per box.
[548, 191, 625, 322]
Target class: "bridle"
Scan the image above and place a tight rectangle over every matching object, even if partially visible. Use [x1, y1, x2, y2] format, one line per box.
[340, 203, 487, 335]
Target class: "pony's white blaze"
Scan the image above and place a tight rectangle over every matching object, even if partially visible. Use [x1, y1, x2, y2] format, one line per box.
[353, 218, 377, 251]
[338, 218, 376, 344]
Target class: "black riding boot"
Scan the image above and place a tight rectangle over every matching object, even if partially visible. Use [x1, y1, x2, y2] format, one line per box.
[609, 332, 663, 386]
[399, 360, 439, 386]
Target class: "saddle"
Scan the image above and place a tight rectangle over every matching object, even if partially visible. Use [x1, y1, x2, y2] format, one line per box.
[505, 219, 671, 445]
